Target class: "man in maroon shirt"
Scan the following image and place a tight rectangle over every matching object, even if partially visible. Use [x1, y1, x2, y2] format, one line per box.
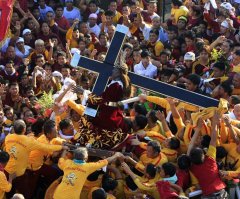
[189, 112, 227, 198]
[0, 61, 19, 83]
[2, 83, 23, 114]
[55, 5, 70, 43]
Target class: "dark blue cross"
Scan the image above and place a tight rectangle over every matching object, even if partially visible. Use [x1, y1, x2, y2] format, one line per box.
[71, 25, 219, 108]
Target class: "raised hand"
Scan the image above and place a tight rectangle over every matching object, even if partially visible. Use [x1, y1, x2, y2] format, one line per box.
[156, 110, 165, 121]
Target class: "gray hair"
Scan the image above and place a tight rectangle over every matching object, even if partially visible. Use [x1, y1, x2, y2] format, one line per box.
[11, 194, 25, 199]
[74, 147, 88, 160]
[35, 39, 44, 46]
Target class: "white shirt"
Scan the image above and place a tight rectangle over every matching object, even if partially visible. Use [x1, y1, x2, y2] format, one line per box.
[39, 5, 54, 20]
[88, 23, 101, 37]
[15, 45, 32, 58]
[134, 61, 157, 78]
[63, 7, 82, 24]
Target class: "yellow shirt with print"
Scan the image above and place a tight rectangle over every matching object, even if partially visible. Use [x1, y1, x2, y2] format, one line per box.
[53, 158, 108, 199]
[5, 134, 62, 176]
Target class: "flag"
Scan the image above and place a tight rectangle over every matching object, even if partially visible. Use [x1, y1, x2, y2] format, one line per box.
[0, 0, 15, 46]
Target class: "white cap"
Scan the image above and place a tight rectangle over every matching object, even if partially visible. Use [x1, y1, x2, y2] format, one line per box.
[22, 29, 31, 36]
[52, 71, 63, 82]
[70, 48, 81, 55]
[16, 37, 24, 43]
[89, 13, 98, 19]
[184, 52, 195, 61]
[220, 2, 234, 10]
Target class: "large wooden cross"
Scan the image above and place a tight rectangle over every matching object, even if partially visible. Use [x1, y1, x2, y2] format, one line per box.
[71, 25, 218, 113]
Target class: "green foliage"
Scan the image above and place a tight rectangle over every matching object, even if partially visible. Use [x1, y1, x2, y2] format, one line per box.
[37, 90, 54, 111]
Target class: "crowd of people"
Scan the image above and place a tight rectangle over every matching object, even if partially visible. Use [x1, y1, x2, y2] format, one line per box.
[1, 0, 240, 198]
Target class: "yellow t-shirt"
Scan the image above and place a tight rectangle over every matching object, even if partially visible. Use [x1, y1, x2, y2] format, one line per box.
[4, 134, 62, 176]
[161, 148, 178, 163]
[53, 159, 108, 199]
[135, 152, 168, 172]
[171, 6, 189, 24]
[0, 171, 12, 199]
[66, 28, 79, 49]
[28, 134, 62, 171]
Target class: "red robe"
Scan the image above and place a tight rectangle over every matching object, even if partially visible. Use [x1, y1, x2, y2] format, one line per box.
[92, 80, 127, 131]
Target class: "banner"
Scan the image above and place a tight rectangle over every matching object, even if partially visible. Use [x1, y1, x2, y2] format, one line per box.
[0, 0, 14, 46]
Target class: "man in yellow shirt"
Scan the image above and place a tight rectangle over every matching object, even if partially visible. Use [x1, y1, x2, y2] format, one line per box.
[5, 120, 64, 177]
[27, 120, 65, 198]
[126, 140, 168, 173]
[4, 120, 65, 198]
[0, 151, 16, 199]
[53, 148, 123, 199]
[171, 0, 189, 25]
[147, 28, 164, 60]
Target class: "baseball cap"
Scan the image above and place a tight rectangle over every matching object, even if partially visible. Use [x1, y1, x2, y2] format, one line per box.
[178, 16, 188, 23]
[16, 37, 24, 43]
[184, 52, 195, 61]
[22, 29, 31, 36]
[89, 13, 98, 19]
[220, 2, 233, 10]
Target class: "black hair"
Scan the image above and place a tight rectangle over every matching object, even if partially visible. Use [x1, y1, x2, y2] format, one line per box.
[201, 135, 211, 149]
[146, 163, 157, 178]
[3, 106, 13, 115]
[147, 140, 161, 154]
[219, 81, 233, 96]
[172, 0, 183, 7]
[216, 146, 227, 160]
[92, 188, 107, 199]
[225, 39, 234, 50]
[123, 43, 133, 51]
[9, 82, 19, 88]
[59, 119, 72, 131]
[43, 120, 56, 135]
[102, 174, 118, 192]
[31, 118, 45, 137]
[213, 62, 226, 71]
[160, 49, 171, 57]
[89, 0, 99, 6]
[57, 51, 67, 58]
[150, 28, 160, 36]
[55, 5, 64, 11]
[0, 151, 10, 164]
[105, 10, 114, 17]
[190, 147, 204, 165]
[125, 176, 138, 191]
[187, 74, 201, 86]
[148, 110, 158, 123]
[169, 137, 180, 150]
[141, 50, 151, 58]
[162, 162, 176, 177]
[230, 95, 240, 105]
[177, 154, 191, 170]
[134, 104, 147, 116]
[184, 30, 196, 40]
[135, 115, 148, 129]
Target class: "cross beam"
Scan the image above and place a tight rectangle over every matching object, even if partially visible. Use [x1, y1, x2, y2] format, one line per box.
[71, 25, 219, 108]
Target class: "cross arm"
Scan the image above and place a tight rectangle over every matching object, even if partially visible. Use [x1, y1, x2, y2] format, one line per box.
[128, 72, 219, 108]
